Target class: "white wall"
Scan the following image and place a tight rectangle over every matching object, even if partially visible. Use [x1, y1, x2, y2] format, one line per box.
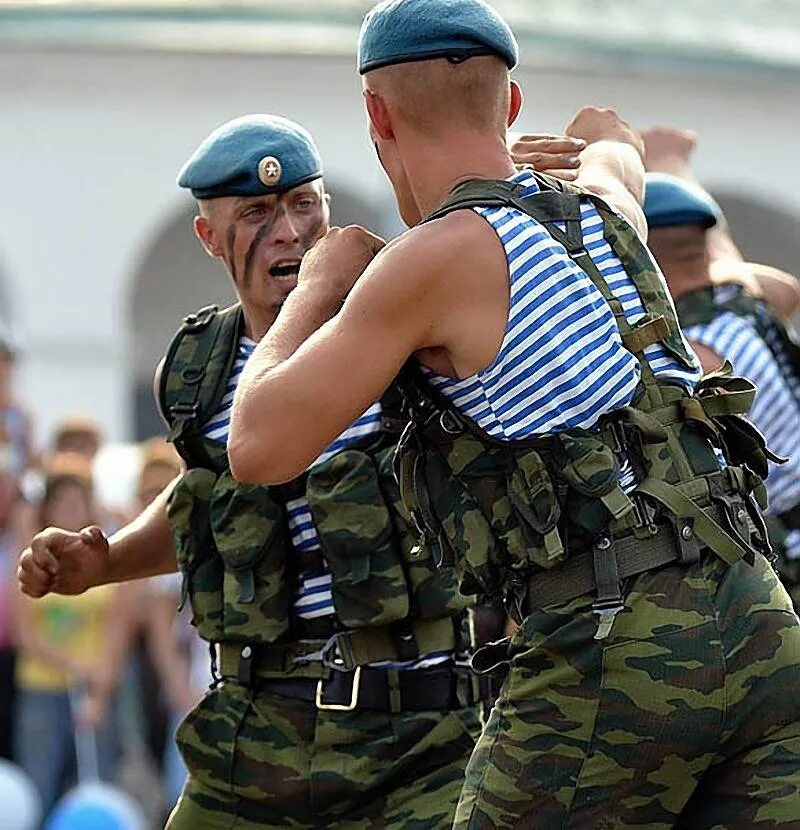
[0, 44, 797, 445]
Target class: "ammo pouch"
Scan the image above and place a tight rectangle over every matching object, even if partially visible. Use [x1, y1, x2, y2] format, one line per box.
[167, 468, 292, 645]
[209, 471, 291, 645]
[167, 468, 224, 642]
[306, 448, 411, 628]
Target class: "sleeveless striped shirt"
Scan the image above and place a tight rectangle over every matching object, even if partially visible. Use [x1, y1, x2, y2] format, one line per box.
[684, 287, 800, 558]
[422, 170, 702, 490]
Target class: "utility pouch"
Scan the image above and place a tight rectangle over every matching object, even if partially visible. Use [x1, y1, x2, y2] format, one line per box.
[506, 450, 564, 569]
[422, 435, 503, 599]
[167, 468, 224, 642]
[209, 471, 290, 644]
[375, 446, 470, 618]
[554, 431, 635, 532]
[307, 449, 410, 628]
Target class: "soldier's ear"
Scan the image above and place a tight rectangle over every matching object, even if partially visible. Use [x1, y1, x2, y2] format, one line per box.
[507, 80, 523, 128]
[194, 215, 223, 258]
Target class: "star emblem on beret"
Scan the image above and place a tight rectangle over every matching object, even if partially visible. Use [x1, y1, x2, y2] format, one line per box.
[258, 156, 282, 186]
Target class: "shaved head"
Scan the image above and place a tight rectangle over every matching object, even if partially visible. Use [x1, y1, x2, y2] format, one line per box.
[364, 55, 511, 137]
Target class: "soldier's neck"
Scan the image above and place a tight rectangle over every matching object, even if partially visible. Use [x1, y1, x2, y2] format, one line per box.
[404, 130, 515, 220]
[241, 305, 279, 342]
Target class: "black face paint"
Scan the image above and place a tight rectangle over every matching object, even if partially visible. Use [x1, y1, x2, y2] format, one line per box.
[225, 223, 238, 284]
[299, 211, 324, 253]
[242, 204, 285, 289]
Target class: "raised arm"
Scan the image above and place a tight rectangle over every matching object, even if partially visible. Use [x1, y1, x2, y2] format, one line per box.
[229, 226, 439, 484]
[566, 107, 647, 238]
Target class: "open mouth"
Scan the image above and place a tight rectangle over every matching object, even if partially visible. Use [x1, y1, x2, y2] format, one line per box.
[269, 261, 301, 280]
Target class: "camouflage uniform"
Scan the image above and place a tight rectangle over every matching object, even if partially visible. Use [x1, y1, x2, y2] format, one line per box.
[394, 176, 800, 828]
[161, 304, 484, 829]
[676, 284, 800, 607]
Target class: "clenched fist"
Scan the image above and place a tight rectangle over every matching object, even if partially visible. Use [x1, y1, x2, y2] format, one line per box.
[565, 106, 644, 158]
[18, 525, 109, 598]
[298, 225, 386, 304]
[640, 125, 698, 175]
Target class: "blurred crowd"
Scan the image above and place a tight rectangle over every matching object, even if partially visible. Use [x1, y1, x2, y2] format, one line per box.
[0, 332, 201, 827]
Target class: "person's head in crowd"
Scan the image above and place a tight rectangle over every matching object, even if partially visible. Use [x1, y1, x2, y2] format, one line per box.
[52, 416, 102, 462]
[643, 172, 720, 296]
[38, 453, 96, 534]
[137, 438, 182, 507]
[177, 114, 330, 337]
[0, 327, 17, 408]
[358, 0, 522, 225]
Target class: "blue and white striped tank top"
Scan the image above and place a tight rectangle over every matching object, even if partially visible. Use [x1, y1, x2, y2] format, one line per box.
[684, 289, 800, 558]
[422, 171, 702, 485]
[203, 337, 450, 669]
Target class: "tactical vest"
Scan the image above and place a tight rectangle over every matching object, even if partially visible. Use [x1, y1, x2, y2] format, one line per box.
[676, 284, 800, 532]
[676, 285, 800, 383]
[395, 175, 779, 628]
[159, 303, 470, 678]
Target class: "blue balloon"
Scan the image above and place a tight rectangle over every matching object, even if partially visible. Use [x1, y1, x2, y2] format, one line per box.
[45, 783, 145, 830]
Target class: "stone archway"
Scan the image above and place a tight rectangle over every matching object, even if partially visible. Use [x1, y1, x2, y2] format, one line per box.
[127, 182, 382, 439]
[128, 202, 236, 440]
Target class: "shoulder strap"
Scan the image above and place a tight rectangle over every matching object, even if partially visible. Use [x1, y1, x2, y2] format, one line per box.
[422, 177, 687, 396]
[674, 287, 719, 330]
[159, 303, 243, 465]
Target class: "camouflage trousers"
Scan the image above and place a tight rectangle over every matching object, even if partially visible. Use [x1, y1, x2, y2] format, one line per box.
[457, 552, 800, 829]
[166, 680, 481, 829]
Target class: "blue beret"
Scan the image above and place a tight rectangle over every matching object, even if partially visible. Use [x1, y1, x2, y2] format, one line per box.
[644, 173, 720, 230]
[177, 114, 323, 199]
[358, 0, 518, 74]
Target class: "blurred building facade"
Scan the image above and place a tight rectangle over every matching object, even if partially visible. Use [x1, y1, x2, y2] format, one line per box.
[0, 0, 799, 442]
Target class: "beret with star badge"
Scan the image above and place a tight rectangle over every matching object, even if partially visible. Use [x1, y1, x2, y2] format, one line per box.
[177, 114, 323, 199]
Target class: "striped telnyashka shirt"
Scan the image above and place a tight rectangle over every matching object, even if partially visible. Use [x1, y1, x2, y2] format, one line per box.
[202, 337, 449, 669]
[422, 170, 702, 491]
[684, 288, 800, 558]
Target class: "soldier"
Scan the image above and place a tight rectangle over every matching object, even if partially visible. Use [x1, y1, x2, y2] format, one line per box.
[18, 114, 493, 829]
[643, 172, 800, 603]
[228, 1, 800, 827]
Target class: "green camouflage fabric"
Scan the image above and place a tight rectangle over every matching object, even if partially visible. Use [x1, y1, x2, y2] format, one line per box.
[160, 303, 480, 827]
[161, 304, 468, 645]
[394, 179, 800, 826]
[676, 284, 800, 603]
[455, 551, 800, 828]
[307, 443, 471, 628]
[166, 682, 482, 829]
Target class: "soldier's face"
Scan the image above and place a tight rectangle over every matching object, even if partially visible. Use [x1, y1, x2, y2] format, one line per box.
[196, 180, 329, 315]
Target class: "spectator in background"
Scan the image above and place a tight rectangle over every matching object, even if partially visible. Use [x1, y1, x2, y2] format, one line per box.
[0, 327, 35, 760]
[114, 438, 184, 804]
[51, 417, 101, 463]
[13, 453, 121, 816]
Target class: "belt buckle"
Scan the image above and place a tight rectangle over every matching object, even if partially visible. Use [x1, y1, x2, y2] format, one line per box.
[315, 666, 362, 711]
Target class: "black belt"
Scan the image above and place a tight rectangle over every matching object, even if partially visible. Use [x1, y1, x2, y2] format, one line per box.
[225, 664, 484, 712]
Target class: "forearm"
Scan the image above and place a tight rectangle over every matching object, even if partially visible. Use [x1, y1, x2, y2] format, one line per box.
[102, 481, 178, 585]
[576, 141, 645, 204]
[230, 282, 340, 481]
[575, 141, 646, 237]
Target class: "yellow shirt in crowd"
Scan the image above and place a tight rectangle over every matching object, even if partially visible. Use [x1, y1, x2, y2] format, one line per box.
[16, 585, 114, 693]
